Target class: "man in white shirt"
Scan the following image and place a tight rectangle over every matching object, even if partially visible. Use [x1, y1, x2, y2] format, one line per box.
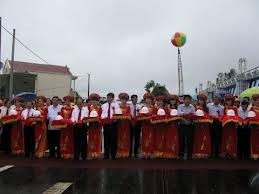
[1, 100, 12, 154]
[101, 93, 119, 159]
[238, 101, 249, 120]
[21, 101, 35, 157]
[0, 99, 3, 149]
[129, 94, 141, 158]
[0, 99, 3, 109]
[237, 100, 250, 159]
[72, 98, 89, 160]
[242, 96, 252, 111]
[177, 95, 195, 159]
[207, 94, 224, 159]
[47, 96, 63, 158]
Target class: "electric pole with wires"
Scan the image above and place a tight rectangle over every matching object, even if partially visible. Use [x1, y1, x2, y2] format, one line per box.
[9, 29, 15, 99]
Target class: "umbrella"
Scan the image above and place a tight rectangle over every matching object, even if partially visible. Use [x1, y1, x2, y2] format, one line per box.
[240, 87, 259, 99]
[15, 92, 37, 102]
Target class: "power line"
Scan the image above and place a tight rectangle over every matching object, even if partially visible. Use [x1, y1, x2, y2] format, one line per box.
[1, 25, 49, 64]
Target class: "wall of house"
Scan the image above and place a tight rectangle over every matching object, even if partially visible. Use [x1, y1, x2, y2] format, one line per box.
[14, 73, 36, 95]
[35, 72, 71, 98]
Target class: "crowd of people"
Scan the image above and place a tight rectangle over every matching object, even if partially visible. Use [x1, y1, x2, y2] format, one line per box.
[0, 92, 259, 161]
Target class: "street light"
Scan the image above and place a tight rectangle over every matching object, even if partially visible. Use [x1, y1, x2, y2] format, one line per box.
[73, 73, 91, 98]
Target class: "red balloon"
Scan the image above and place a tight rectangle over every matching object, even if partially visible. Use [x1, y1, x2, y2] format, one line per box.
[171, 38, 177, 47]
[174, 32, 181, 38]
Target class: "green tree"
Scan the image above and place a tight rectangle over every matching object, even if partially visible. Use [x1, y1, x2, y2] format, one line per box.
[144, 80, 155, 92]
[229, 68, 237, 78]
[217, 69, 237, 82]
[144, 80, 169, 96]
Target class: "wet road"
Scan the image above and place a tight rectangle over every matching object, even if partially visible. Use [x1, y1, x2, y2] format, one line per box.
[1, 157, 259, 193]
[1, 167, 259, 193]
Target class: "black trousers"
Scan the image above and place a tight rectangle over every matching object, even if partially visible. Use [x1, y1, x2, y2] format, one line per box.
[210, 120, 222, 158]
[237, 125, 250, 159]
[179, 124, 194, 158]
[73, 124, 87, 160]
[129, 121, 141, 157]
[24, 125, 35, 157]
[2, 123, 12, 154]
[103, 122, 118, 159]
[47, 130, 61, 158]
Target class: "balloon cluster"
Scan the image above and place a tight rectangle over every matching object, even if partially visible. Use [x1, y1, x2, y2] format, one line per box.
[171, 32, 186, 47]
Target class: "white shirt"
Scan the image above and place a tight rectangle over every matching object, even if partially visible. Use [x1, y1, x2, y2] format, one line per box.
[0, 106, 11, 119]
[207, 102, 224, 117]
[48, 104, 63, 130]
[238, 107, 249, 120]
[130, 103, 141, 117]
[71, 106, 89, 123]
[21, 108, 35, 120]
[177, 104, 195, 125]
[101, 101, 120, 119]
[10, 105, 16, 111]
[238, 105, 251, 113]
[177, 104, 195, 115]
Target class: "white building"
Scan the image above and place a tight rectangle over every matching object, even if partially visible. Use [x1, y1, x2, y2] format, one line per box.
[1, 60, 75, 98]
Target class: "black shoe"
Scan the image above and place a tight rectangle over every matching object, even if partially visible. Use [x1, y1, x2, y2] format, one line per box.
[187, 154, 193, 160]
[111, 155, 116, 160]
[103, 156, 109, 159]
[179, 155, 184, 160]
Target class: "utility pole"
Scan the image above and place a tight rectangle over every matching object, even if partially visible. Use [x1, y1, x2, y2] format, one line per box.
[0, 17, 2, 98]
[73, 78, 76, 104]
[0, 17, 2, 67]
[87, 73, 90, 98]
[9, 29, 15, 99]
[0, 17, 2, 64]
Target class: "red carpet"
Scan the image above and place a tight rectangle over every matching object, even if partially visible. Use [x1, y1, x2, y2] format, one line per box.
[1, 155, 259, 170]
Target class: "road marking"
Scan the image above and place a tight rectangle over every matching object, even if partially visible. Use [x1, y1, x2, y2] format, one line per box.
[0, 165, 14, 173]
[42, 182, 73, 194]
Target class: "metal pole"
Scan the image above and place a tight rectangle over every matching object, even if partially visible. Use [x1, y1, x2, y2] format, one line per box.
[74, 79, 76, 103]
[0, 17, 2, 65]
[9, 29, 15, 99]
[87, 73, 90, 98]
[177, 48, 184, 95]
[0, 17, 2, 98]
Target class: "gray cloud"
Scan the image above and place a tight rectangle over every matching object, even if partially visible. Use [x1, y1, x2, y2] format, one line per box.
[1, 0, 258, 98]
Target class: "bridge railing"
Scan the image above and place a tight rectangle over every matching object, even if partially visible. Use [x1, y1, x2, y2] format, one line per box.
[217, 65, 259, 88]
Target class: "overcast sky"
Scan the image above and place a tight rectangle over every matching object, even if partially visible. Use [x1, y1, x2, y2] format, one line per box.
[1, 0, 259, 98]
